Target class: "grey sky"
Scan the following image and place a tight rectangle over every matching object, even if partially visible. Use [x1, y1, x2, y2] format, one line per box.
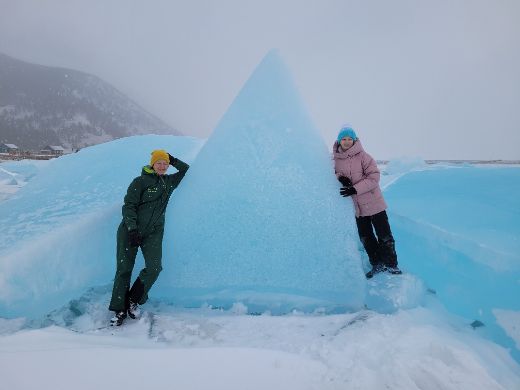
[1, 0, 519, 159]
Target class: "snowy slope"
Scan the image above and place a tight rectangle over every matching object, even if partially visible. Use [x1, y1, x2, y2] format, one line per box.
[0, 52, 179, 150]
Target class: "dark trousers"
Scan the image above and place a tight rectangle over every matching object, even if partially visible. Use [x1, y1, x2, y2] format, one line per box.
[108, 223, 164, 312]
[355, 210, 398, 268]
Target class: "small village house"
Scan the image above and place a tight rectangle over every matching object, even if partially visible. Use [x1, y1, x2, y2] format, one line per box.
[40, 145, 65, 156]
[0, 143, 19, 155]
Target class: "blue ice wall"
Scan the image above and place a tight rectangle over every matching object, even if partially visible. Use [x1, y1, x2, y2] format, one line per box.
[0, 136, 204, 318]
[159, 50, 366, 313]
[385, 166, 520, 360]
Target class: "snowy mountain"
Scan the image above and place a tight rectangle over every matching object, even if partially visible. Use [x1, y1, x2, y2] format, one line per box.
[0, 52, 180, 150]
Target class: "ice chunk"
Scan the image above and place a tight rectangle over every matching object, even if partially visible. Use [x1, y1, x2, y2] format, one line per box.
[385, 165, 520, 360]
[0, 167, 19, 185]
[0, 135, 204, 318]
[365, 272, 427, 313]
[159, 50, 366, 313]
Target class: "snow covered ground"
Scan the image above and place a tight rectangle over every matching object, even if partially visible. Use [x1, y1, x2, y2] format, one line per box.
[1, 288, 519, 390]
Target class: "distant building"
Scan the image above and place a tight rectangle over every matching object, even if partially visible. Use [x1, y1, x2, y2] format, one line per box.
[40, 145, 65, 156]
[0, 143, 19, 155]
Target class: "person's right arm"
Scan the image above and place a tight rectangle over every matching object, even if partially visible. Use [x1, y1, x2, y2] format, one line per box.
[122, 177, 142, 232]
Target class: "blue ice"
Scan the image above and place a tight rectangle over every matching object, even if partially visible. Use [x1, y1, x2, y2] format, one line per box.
[0, 135, 204, 318]
[158, 49, 366, 312]
[384, 166, 520, 359]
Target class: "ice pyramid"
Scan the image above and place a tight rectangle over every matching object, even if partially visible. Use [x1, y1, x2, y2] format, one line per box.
[160, 50, 366, 313]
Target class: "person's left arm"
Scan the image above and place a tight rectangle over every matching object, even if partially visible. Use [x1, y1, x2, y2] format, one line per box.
[164, 153, 190, 190]
[352, 153, 380, 195]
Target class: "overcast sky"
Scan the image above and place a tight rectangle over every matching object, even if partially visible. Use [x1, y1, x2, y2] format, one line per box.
[1, 0, 519, 159]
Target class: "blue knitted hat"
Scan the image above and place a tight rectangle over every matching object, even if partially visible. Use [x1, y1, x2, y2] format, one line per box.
[337, 126, 357, 142]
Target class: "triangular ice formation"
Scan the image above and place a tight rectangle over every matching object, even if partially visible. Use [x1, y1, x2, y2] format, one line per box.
[161, 50, 365, 312]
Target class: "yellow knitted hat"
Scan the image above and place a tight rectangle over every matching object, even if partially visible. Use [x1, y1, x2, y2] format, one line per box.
[150, 149, 169, 166]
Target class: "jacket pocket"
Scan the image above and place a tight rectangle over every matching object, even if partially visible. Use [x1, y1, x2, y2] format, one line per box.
[355, 191, 372, 205]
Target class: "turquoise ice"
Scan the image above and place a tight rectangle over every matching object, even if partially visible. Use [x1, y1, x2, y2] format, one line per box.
[0, 135, 204, 318]
[158, 50, 365, 312]
[385, 165, 520, 360]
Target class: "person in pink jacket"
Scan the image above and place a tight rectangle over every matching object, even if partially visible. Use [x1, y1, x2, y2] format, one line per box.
[333, 125, 402, 278]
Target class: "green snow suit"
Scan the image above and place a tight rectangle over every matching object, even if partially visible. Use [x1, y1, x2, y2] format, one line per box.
[108, 158, 189, 312]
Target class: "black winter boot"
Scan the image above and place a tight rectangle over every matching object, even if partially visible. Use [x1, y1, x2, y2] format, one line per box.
[365, 263, 386, 279]
[127, 278, 145, 319]
[379, 236, 398, 268]
[110, 311, 127, 326]
[386, 266, 402, 275]
[128, 299, 141, 319]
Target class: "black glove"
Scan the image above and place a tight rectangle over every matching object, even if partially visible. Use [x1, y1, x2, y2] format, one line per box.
[128, 229, 142, 247]
[337, 176, 352, 187]
[168, 153, 178, 166]
[340, 186, 357, 197]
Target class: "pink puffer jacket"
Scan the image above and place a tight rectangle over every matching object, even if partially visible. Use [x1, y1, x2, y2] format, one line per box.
[333, 140, 387, 217]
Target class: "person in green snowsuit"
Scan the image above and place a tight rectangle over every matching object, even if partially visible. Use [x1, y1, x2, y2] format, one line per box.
[109, 149, 189, 326]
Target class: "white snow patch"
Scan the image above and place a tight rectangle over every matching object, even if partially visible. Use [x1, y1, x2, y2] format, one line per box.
[0, 306, 519, 390]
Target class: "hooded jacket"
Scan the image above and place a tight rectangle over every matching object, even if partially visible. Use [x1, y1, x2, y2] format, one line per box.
[122, 158, 189, 235]
[333, 140, 386, 217]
